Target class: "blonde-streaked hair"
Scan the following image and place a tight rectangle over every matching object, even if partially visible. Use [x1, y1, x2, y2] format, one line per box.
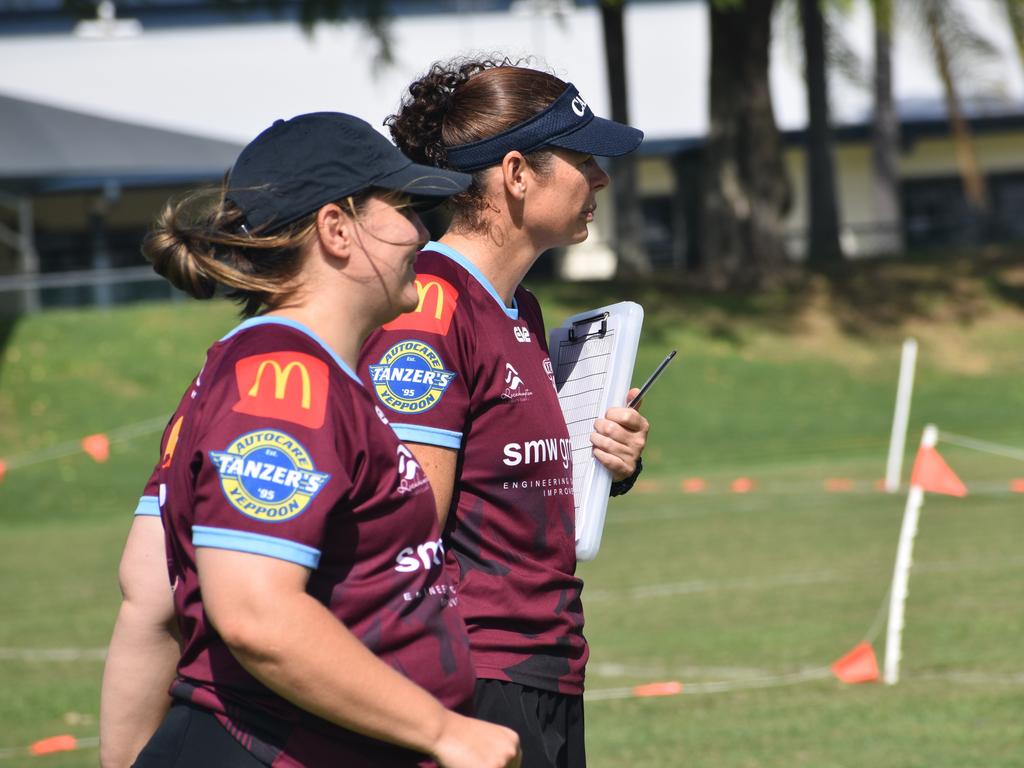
[143, 186, 377, 317]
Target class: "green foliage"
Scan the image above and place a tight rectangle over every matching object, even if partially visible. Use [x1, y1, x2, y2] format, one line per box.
[0, 261, 1022, 764]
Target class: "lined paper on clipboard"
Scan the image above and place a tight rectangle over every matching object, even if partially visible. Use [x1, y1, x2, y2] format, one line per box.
[549, 301, 643, 560]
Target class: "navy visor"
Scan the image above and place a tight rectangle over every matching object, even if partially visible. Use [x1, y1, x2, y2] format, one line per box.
[444, 84, 643, 172]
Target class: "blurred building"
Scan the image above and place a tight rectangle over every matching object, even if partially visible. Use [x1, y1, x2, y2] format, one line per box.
[2, 0, 1023, 308]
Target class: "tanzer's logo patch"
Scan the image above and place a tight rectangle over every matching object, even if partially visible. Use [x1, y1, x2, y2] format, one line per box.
[369, 340, 456, 414]
[210, 429, 330, 522]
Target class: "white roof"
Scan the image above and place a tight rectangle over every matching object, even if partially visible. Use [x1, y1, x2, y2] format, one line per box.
[0, 0, 1022, 146]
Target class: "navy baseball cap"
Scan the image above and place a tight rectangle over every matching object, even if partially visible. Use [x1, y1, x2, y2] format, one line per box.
[445, 84, 643, 172]
[226, 112, 472, 233]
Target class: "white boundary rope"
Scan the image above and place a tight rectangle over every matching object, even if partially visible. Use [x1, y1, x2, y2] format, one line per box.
[937, 431, 1024, 462]
[1, 416, 167, 471]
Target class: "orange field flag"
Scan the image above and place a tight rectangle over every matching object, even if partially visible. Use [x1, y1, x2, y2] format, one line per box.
[910, 445, 966, 497]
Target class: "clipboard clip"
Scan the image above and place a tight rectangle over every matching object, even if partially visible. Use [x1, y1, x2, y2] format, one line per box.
[569, 311, 609, 341]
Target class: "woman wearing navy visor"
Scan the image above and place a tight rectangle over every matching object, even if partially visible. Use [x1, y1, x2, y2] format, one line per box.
[359, 60, 650, 768]
[99, 112, 521, 768]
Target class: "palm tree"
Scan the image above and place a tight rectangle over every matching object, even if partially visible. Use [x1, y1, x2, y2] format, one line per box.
[917, 0, 989, 221]
[701, 0, 793, 289]
[599, 0, 653, 277]
[799, 0, 845, 266]
[870, 0, 903, 253]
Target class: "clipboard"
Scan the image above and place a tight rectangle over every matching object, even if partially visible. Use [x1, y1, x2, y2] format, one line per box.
[549, 301, 643, 560]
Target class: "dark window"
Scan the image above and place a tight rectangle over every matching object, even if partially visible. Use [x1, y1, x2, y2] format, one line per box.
[990, 172, 1024, 242]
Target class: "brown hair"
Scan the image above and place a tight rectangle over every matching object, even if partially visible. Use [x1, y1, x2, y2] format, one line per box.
[143, 185, 369, 317]
[386, 57, 567, 230]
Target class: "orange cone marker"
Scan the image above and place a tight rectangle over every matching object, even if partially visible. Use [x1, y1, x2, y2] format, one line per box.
[632, 681, 683, 697]
[824, 477, 854, 492]
[1010, 478, 1024, 494]
[731, 477, 754, 494]
[81, 434, 110, 464]
[0, 459, 6, 483]
[681, 478, 706, 493]
[831, 642, 879, 684]
[29, 734, 78, 756]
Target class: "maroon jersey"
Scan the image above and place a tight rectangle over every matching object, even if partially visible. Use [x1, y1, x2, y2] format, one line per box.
[359, 243, 585, 695]
[137, 316, 474, 767]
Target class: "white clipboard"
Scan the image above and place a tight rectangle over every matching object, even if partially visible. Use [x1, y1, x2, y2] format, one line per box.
[549, 301, 643, 560]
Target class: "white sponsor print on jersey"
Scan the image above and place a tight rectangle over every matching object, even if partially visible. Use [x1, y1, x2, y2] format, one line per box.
[543, 357, 557, 390]
[513, 326, 531, 343]
[502, 437, 572, 469]
[374, 405, 390, 426]
[394, 537, 445, 573]
[396, 444, 429, 495]
[501, 362, 534, 401]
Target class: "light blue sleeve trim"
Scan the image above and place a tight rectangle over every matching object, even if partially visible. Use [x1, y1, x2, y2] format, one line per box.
[392, 423, 462, 449]
[133, 495, 161, 517]
[192, 525, 321, 569]
[426, 241, 520, 319]
[219, 316, 361, 384]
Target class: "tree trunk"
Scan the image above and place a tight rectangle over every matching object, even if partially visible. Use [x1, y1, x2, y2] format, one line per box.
[1001, 0, 1024, 71]
[600, 0, 652, 277]
[871, 0, 904, 254]
[701, 0, 792, 290]
[924, 2, 988, 219]
[799, 0, 844, 266]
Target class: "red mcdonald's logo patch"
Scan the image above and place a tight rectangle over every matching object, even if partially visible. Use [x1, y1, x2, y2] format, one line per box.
[383, 274, 459, 336]
[232, 351, 329, 429]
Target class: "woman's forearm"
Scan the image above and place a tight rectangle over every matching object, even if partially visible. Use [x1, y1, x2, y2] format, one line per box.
[99, 601, 180, 768]
[100, 516, 180, 768]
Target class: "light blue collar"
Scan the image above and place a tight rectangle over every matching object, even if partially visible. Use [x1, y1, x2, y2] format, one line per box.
[426, 241, 519, 320]
[221, 316, 362, 384]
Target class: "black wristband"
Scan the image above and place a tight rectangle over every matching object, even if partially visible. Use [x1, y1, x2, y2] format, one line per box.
[609, 456, 643, 497]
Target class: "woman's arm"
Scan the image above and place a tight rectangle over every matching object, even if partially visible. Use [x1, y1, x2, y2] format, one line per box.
[405, 443, 459, 526]
[592, 387, 650, 482]
[197, 548, 519, 768]
[99, 516, 181, 768]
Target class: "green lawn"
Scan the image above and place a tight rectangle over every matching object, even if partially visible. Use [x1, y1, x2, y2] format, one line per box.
[1, 263, 1022, 767]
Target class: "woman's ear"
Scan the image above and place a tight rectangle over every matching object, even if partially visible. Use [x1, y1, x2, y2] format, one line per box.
[500, 151, 528, 200]
[316, 203, 353, 261]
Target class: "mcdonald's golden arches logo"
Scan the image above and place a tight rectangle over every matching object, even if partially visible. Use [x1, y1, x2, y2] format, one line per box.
[383, 274, 459, 336]
[232, 351, 329, 429]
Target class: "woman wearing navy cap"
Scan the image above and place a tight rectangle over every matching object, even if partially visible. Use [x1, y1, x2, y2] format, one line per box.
[99, 112, 520, 768]
[359, 60, 650, 768]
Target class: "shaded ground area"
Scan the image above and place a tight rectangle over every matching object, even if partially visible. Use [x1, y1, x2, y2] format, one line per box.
[534, 245, 1024, 348]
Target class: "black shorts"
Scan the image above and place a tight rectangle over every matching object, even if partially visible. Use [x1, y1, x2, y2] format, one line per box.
[132, 701, 265, 768]
[473, 679, 585, 768]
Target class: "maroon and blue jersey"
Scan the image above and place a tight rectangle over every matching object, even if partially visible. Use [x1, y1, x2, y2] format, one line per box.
[135, 316, 474, 767]
[359, 243, 585, 695]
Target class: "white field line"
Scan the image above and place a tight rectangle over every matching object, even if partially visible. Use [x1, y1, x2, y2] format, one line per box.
[916, 671, 1024, 686]
[584, 666, 1024, 702]
[585, 667, 832, 700]
[589, 661, 777, 680]
[586, 555, 1024, 603]
[607, 484, 1022, 526]
[0, 647, 106, 661]
[586, 570, 847, 602]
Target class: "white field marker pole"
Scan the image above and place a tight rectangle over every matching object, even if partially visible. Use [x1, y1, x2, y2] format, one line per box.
[885, 338, 918, 493]
[883, 423, 936, 685]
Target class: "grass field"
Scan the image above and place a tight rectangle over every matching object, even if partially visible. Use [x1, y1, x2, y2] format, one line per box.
[1, 258, 1022, 766]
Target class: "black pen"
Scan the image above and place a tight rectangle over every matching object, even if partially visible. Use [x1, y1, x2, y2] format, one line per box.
[628, 350, 677, 408]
